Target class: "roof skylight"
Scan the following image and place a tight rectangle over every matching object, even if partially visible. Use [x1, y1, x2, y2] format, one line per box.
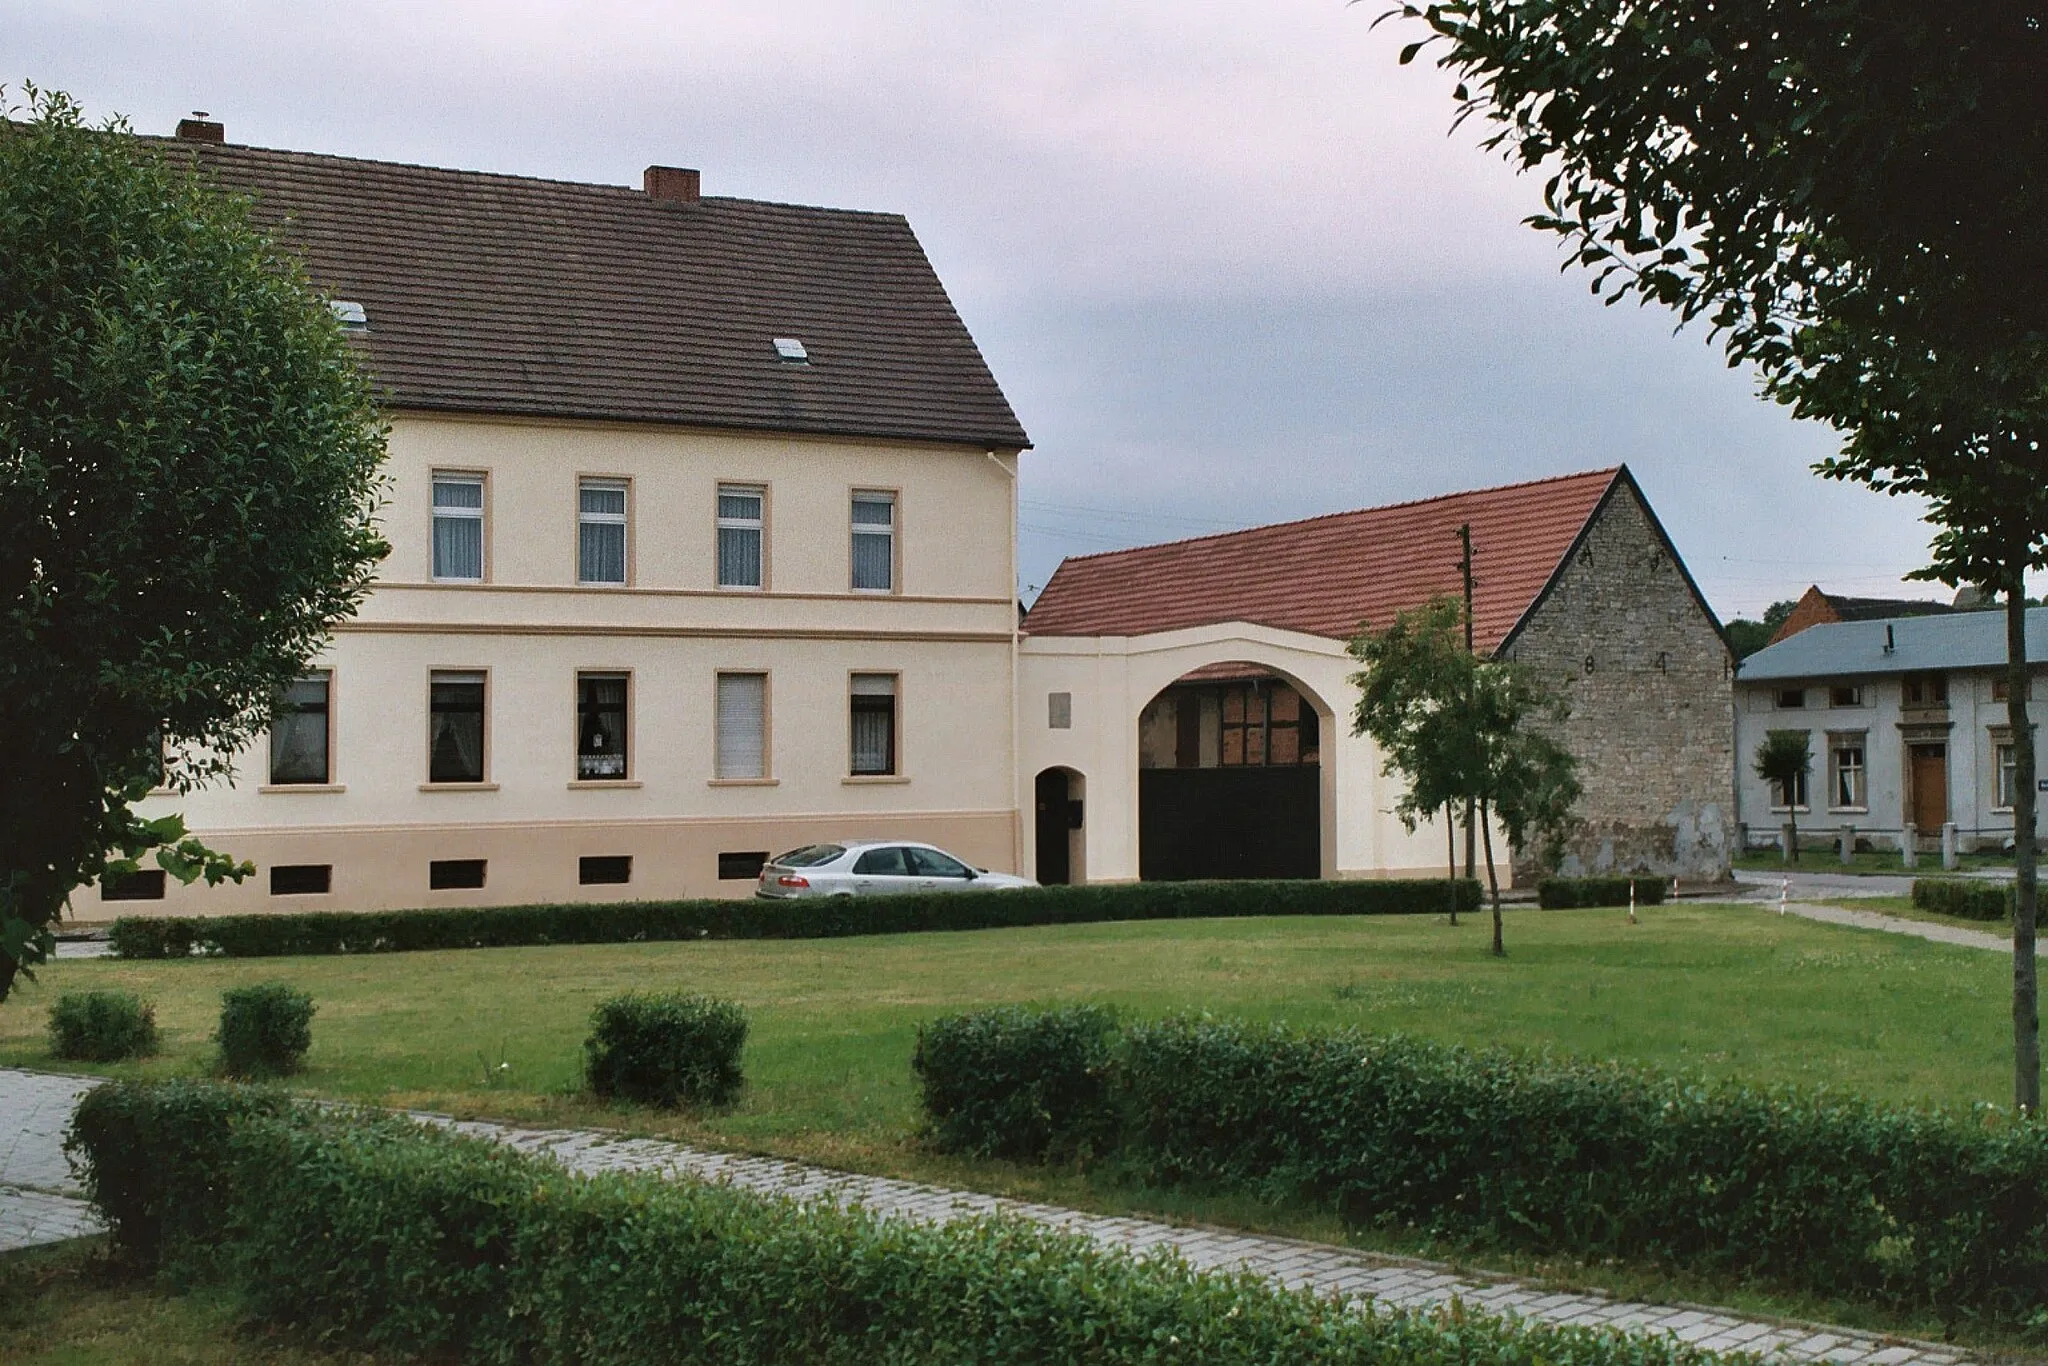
[772, 336, 808, 363]
[329, 300, 369, 330]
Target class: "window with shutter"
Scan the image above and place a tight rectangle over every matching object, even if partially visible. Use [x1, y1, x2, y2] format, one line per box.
[715, 673, 767, 779]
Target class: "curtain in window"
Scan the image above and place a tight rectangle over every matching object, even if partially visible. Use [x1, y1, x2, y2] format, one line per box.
[269, 676, 330, 784]
[578, 481, 628, 585]
[578, 674, 628, 778]
[432, 477, 485, 581]
[429, 673, 486, 783]
[851, 494, 893, 591]
[851, 673, 895, 775]
[715, 673, 767, 779]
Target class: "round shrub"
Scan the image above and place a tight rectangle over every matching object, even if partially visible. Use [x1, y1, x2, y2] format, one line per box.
[584, 991, 747, 1108]
[218, 982, 316, 1077]
[48, 989, 159, 1061]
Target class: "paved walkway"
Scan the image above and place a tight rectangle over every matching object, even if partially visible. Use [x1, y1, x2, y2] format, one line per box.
[0, 1070, 102, 1253]
[1773, 901, 2008, 952]
[0, 1068, 1969, 1365]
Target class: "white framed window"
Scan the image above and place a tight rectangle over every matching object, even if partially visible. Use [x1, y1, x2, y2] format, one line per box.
[1774, 687, 1806, 710]
[851, 673, 897, 775]
[1829, 685, 1863, 708]
[717, 485, 765, 589]
[431, 473, 486, 582]
[851, 491, 895, 592]
[1772, 768, 1810, 811]
[1829, 735, 1866, 809]
[268, 673, 332, 785]
[715, 672, 768, 780]
[576, 672, 629, 779]
[1997, 742, 2019, 810]
[578, 479, 628, 585]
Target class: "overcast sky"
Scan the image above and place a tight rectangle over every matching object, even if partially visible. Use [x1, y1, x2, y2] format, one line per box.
[8, 0, 1987, 619]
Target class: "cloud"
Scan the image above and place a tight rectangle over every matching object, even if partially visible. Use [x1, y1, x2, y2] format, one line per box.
[6, 0, 1975, 617]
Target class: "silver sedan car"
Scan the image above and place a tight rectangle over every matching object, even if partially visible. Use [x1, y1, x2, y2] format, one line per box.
[755, 840, 1036, 898]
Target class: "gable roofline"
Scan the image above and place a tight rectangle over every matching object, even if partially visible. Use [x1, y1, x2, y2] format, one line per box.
[1040, 466, 1623, 571]
[1493, 466, 1730, 661]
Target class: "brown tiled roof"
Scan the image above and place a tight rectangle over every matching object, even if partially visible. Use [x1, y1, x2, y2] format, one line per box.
[155, 139, 1029, 449]
[1023, 468, 1623, 653]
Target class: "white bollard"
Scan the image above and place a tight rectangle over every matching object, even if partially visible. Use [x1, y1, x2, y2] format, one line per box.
[1780, 876, 1789, 916]
[1628, 879, 1638, 925]
[1942, 822, 1960, 871]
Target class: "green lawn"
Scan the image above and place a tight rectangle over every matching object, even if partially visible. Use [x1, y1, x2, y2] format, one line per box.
[1734, 848, 2011, 876]
[1, 904, 2024, 1347]
[0, 1242, 384, 1365]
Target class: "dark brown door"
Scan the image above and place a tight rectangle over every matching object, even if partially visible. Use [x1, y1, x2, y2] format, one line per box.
[1910, 744, 1948, 831]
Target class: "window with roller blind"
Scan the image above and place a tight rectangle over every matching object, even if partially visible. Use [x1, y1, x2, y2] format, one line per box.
[715, 672, 768, 780]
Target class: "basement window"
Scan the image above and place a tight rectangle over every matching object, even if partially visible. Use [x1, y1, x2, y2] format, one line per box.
[579, 855, 632, 886]
[269, 864, 332, 896]
[102, 869, 167, 901]
[719, 850, 770, 881]
[429, 858, 487, 891]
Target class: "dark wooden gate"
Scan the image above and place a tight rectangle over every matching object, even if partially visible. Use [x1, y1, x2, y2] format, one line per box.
[1139, 765, 1319, 881]
[1035, 768, 1073, 885]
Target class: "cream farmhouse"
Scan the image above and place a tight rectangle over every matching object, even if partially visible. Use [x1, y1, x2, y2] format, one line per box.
[89, 124, 1736, 918]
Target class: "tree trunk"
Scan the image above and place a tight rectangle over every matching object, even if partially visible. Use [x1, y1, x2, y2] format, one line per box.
[1788, 799, 1799, 863]
[1480, 796, 1504, 957]
[1445, 801, 1459, 926]
[2008, 586, 2039, 1113]
[1463, 798, 1476, 879]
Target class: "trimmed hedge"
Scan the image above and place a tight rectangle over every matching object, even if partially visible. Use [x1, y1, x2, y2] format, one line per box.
[107, 877, 1484, 960]
[584, 991, 747, 1108]
[67, 1080, 1725, 1366]
[217, 983, 315, 1077]
[1912, 877, 2013, 922]
[914, 1005, 1117, 1162]
[916, 1010, 2048, 1331]
[47, 989, 158, 1061]
[1536, 876, 1668, 909]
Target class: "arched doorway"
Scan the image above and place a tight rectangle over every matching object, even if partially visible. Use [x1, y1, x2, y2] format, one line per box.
[1137, 664, 1323, 880]
[1034, 767, 1085, 885]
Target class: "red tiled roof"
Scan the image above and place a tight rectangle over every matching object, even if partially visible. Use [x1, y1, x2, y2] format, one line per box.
[1023, 468, 1622, 653]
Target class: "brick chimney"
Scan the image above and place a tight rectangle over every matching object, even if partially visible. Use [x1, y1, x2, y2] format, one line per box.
[175, 113, 224, 143]
[643, 165, 700, 203]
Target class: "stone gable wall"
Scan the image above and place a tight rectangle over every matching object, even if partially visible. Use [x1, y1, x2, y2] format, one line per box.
[1501, 484, 1734, 881]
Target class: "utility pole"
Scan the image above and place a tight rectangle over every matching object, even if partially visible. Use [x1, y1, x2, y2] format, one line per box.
[1457, 522, 1477, 880]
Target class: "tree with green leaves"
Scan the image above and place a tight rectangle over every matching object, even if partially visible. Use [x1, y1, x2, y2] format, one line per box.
[1723, 600, 1799, 661]
[1386, 1, 2048, 1109]
[1350, 596, 1581, 955]
[0, 87, 388, 1001]
[1753, 731, 1813, 864]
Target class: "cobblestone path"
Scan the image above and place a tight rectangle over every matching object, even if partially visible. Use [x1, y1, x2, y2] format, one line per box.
[0, 1067, 1977, 1366]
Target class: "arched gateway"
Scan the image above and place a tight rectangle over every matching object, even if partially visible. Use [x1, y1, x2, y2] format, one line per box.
[1135, 663, 1324, 880]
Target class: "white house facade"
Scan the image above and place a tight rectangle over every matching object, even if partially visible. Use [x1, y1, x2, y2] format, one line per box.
[1734, 608, 2048, 853]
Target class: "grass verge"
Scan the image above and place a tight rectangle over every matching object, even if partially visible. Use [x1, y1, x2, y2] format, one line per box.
[0, 1239, 385, 1364]
[1, 902, 2030, 1353]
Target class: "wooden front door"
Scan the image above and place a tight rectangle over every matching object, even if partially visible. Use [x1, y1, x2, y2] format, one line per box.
[1909, 743, 1949, 832]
